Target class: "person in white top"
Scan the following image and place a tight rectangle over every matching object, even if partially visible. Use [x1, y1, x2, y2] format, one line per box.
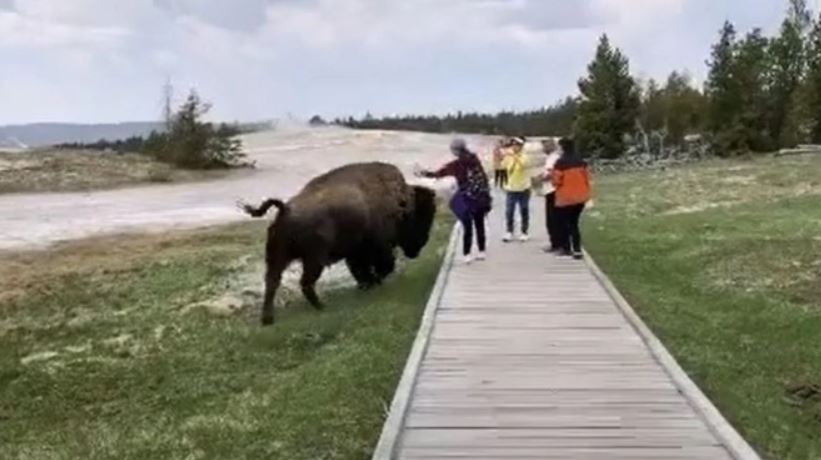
[540, 138, 562, 252]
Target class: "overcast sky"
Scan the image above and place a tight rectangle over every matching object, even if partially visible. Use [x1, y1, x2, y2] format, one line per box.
[0, 0, 795, 124]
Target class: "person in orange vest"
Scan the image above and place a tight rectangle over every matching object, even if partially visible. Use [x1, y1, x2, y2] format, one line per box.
[550, 137, 591, 259]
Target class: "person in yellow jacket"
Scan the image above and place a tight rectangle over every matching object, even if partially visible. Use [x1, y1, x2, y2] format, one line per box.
[501, 136, 534, 242]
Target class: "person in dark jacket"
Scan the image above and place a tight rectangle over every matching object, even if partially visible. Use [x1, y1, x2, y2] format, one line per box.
[539, 138, 562, 253]
[417, 138, 492, 264]
[550, 137, 591, 259]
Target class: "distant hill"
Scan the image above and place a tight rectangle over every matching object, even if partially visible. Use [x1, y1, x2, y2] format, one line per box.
[0, 122, 163, 148]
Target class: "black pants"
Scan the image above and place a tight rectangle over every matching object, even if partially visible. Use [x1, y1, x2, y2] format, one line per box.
[494, 169, 507, 188]
[556, 203, 585, 253]
[544, 192, 560, 249]
[461, 210, 487, 255]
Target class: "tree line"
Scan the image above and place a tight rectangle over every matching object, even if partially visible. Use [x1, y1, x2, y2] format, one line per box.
[334, 97, 577, 139]
[339, 0, 821, 158]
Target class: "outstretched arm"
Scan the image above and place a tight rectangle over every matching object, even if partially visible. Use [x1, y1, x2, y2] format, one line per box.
[419, 160, 457, 179]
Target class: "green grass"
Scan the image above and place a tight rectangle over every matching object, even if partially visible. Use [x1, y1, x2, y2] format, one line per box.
[0, 217, 452, 459]
[585, 154, 821, 460]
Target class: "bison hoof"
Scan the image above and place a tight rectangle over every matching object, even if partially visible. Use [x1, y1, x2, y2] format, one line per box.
[261, 315, 274, 326]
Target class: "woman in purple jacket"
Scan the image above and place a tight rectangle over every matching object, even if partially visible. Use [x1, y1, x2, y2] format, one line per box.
[417, 139, 492, 264]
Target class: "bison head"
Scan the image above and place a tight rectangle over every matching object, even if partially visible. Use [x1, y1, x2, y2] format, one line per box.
[399, 186, 436, 259]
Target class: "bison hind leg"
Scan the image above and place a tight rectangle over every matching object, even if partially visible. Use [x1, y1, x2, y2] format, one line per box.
[261, 245, 289, 326]
[262, 267, 283, 325]
[300, 258, 325, 310]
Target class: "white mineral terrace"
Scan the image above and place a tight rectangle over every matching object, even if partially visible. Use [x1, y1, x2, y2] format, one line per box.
[0, 126, 499, 250]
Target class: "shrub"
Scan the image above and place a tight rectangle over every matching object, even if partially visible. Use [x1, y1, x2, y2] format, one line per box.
[145, 91, 250, 170]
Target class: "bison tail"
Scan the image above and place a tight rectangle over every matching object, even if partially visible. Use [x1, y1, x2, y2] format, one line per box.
[237, 198, 289, 218]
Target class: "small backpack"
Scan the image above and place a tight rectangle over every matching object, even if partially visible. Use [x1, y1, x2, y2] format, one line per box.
[463, 156, 491, 212]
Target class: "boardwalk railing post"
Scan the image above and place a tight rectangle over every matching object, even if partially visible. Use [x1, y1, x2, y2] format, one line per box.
[371, 224, 460, 460]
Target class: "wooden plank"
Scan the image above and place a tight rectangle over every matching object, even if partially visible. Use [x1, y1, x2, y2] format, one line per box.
[410, 388, 688, 401]
[404, 414, 709, 430]
[400, 429, 722, 451]
[399, 446, 732, 459]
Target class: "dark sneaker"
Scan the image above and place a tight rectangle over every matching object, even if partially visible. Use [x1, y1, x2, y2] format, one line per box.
[555, 250, 572, 257]
[572, 252, 584, 260]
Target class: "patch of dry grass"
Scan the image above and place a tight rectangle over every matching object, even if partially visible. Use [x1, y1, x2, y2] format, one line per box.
[592, 154, 821, 218]
[0, 149, 229, 195]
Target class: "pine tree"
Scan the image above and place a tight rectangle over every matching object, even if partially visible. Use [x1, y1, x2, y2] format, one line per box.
[706, 21, 740, 141]
[704, 21, 773, 154]
[769, 0, 812, 147]
[735, 29, 775, 151]
[663, 71, 707, 144]
[807, 11, 821, 142]
[576, 34, 641, 158]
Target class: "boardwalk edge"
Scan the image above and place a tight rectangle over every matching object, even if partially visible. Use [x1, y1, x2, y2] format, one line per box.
[583, 250, 761, 460]
[371, 224, 459, 460]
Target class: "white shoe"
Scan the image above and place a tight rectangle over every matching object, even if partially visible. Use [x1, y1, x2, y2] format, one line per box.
[502, 232, 513, 242]
[519, 234, 530, 242]
[462, 254, 474, 265]
[476, 252, 487, 261]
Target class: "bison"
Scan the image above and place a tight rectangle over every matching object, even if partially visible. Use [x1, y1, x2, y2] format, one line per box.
[239, 162, 437, 325]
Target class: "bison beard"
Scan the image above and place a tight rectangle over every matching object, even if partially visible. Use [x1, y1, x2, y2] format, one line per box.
[240, 162, 436, 325]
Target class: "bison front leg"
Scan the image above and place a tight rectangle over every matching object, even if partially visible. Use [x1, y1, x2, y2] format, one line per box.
[300, 258, 325, 310]
[346, 255, 377, 290]
[373, 247, 396, 284]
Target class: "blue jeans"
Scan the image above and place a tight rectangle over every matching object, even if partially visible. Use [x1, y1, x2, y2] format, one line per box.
[505, 191, 530, 234]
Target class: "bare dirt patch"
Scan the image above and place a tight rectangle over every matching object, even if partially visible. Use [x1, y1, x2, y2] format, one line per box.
[784, 382, 821, 423]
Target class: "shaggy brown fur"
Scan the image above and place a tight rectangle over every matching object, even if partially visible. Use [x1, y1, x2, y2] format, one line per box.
[240, 162, 437, 325]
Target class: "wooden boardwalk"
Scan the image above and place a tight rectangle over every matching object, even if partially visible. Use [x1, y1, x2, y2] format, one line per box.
[374, 203, 760, 459]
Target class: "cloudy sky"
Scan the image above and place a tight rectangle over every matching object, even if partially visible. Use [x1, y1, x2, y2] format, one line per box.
[0, 0, 794, 124]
